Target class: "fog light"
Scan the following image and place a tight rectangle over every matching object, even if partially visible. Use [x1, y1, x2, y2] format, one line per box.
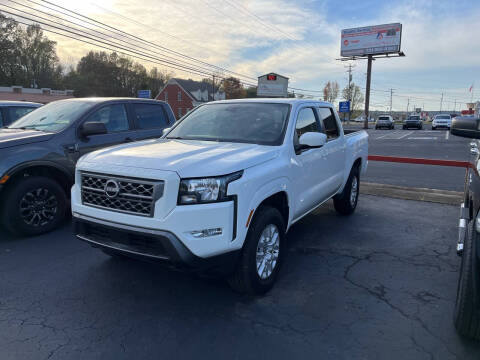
[190, 228, 222, 238]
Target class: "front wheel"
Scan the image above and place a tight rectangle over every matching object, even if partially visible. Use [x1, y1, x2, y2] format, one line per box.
[333, 166, 360, 215]
[454, 219, 480, 339]
[432, 126, 436, 130]
[228, 206, 285, 295]
[1, 176, 67, 236]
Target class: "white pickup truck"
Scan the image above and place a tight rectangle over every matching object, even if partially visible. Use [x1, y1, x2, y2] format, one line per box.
[72, 99, 368, 294]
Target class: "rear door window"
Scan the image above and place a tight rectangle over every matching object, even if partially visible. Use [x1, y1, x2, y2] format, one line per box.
[318, 107, 339, 140]
[132, 103, 169, 129]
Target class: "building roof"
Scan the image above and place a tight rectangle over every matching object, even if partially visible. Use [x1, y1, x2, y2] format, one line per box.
[167, 78, 225, 102]
[0, 92, 74, 104]
[258, 72, 289, 80]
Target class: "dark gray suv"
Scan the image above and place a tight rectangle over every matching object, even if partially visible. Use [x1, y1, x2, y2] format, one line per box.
[403, 114, 423, 130]
[0, 98, 175, 236]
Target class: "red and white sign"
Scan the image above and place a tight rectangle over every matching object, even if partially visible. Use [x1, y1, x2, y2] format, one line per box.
[341, 23, 402, 57]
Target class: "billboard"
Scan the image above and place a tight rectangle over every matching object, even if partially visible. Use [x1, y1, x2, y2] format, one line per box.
[341, 23, 402, 57]
[257, 73, 288, 97]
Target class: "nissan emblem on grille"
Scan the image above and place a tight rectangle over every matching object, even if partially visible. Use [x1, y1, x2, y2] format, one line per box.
[104, 179, 120, 198]
[80, 172, 164, 217]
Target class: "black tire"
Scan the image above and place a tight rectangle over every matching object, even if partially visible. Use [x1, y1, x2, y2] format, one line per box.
[228, 206, 285, 295]
[403, 126, 406, 130]
[334, 166, 360, 215]
[432, 126, 436, 130]
[454, 218, 480, 340]
[1, 176, 67, 236]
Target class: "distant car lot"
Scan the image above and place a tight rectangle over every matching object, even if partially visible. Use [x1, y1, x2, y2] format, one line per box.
[342, 124, 470, 191]
[1, 195, 480, 359]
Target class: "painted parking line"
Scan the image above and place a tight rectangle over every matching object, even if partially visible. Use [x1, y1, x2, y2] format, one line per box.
[397, 131, 414, 139]
[407, 137, 440, 140]
[446, 131, 449, 140]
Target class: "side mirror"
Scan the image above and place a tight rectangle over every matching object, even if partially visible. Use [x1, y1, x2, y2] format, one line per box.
[296, 132, 327, 154]
[81, 121, 107, 137]
[162, 127, 171, 137]
[451, 117, 480, 139]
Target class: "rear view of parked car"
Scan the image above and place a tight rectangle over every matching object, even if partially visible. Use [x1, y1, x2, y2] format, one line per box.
[403, 115, 423, 130]
[0, 98, 175, 236]
[375, 115, 394, 130]
[0, 101, 42, 127]
[432, 114, 452, 130]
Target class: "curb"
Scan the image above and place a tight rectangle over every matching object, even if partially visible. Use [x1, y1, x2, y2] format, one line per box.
[361, 182, 463, 205]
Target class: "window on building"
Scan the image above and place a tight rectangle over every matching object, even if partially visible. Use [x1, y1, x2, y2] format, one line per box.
[317, 107, 339, 140]
[132, 103, 169, 129]
[178, 108, 182, 118]
[84, 104, 129, 132]
[178, 91, 182, 101]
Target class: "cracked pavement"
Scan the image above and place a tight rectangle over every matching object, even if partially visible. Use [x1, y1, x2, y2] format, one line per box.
[1, 194, 480, 359]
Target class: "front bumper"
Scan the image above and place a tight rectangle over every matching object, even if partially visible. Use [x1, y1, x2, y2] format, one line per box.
[433, 123, 450, 128]
[74, 213, 240, 273]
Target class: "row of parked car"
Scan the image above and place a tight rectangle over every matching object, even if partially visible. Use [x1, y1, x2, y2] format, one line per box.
[374, 113, 455, 130]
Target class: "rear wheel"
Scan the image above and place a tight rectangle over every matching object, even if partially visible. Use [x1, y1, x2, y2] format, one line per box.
[2, 176, 67, 236]
[454, 218, 480, 340]
[334, 166, 360, 215]
[228, 206, 285, 295]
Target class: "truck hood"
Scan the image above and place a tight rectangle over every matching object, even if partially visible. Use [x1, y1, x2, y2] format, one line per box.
[0, 128, 55, 149]
[79, 139, 280, 178]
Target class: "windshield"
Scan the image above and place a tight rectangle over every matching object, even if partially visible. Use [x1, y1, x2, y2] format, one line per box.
[436, 115, 450, 119]
[8, 100, 95, 132]
[408, 116, 420, 120]
[166, 103, 291, 145]
[378, 116, 390, 120]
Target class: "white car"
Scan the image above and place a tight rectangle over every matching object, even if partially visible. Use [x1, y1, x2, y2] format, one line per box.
[71, 99, 368, 294]
[432, 114, 452, 130]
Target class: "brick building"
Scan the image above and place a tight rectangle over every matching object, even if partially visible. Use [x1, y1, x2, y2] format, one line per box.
[155, 78, 225, 119]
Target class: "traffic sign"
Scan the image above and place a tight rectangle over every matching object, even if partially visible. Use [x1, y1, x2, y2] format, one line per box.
[339, 101, 350, 113]
[137, 89, 151, 99]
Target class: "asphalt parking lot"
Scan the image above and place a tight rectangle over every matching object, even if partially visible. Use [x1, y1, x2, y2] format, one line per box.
[345, 123, 471, 191]
[1, 194, 480, 359]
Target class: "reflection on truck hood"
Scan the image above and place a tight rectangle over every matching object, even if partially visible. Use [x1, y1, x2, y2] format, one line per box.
[0, 128, 55, 149]
[79, 139, 280, 178]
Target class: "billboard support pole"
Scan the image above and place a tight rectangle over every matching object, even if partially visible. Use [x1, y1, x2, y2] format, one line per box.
[364, 55, 373, 130]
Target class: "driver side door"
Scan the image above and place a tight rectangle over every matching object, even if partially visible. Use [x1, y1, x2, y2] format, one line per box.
[292, 107, 332, 219]
[68, 103, 136, 167]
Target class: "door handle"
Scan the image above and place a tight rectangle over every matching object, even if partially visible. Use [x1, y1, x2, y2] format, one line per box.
[124, 137, 133, 143]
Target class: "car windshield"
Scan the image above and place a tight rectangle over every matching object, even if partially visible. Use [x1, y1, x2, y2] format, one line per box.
[437, 115, 450, 119]
[378, 116, 390, 120]
[166, 103, 291, 145]
[408, 116, 420, 120]
[7, 100, 95, 132]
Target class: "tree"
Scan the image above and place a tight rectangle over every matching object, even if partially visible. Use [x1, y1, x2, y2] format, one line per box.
[342, 82, 364, 118]
[323, 81, 339, 103]
[221, 76, 246, 99]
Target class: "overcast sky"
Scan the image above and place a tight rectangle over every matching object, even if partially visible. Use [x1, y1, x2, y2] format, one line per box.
[4, 0, 479, 111]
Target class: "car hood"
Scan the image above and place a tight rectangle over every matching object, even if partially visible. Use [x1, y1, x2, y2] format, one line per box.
[0, 128, 55, 149]
[79, 139, 280, 178]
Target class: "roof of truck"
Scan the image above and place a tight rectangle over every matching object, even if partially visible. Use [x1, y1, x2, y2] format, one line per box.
[208, 98, 333, 106]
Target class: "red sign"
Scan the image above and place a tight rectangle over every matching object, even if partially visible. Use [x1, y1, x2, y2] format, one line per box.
[266, 74, 277, 81]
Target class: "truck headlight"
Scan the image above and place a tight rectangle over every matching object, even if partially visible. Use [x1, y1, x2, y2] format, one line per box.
[178, 171, 242, 205]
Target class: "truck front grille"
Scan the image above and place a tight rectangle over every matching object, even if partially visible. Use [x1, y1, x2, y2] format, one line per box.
[81, 172, 164, 217]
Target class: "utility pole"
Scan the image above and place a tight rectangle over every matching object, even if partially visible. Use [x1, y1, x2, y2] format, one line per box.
[406, 98, 410, 115]
[212, 74, 215, 102]
[345, 63, 355, 124]
[454, 99, 457, 113]
[440, 92, 443, 113]
[364, 56, 372, 129]
[389, 88, 394, 115]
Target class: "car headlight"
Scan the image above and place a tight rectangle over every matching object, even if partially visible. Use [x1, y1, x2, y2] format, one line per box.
[178, 171, 243, 205]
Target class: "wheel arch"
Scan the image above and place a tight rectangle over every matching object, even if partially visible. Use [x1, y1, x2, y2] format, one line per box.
[2, 161, 73, 197]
